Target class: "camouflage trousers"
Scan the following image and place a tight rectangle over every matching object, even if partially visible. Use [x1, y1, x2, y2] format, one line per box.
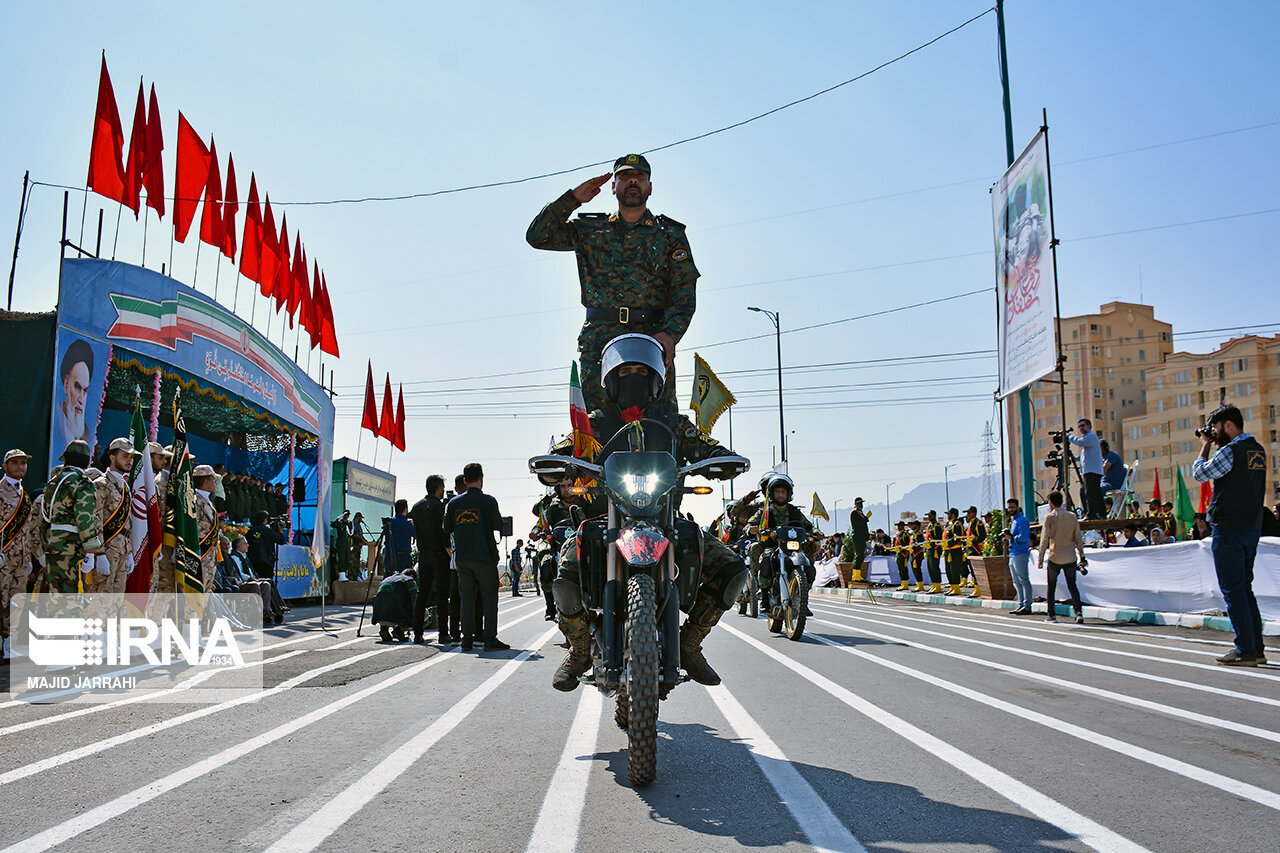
[42, 552, 85, 594]
[1, 551, 32, 637]
[578, 322, 678, 415]
[84, 545, 129, 595]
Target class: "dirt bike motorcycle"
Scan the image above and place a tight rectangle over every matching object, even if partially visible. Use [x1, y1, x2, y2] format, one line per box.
[530, 419, 748, 786]
[757, 526, 816, 640]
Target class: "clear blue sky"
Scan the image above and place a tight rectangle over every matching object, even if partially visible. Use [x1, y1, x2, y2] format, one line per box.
[4, 1, 1278, 527]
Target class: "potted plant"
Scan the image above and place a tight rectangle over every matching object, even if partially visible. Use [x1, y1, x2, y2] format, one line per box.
[969, 509, 1015, 600]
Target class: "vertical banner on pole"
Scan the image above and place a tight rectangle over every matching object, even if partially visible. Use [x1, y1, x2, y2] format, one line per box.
[992, 129, 1058, 400]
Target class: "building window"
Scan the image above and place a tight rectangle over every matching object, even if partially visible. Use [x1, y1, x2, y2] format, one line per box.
[1161, 331, 1170, 342]
[1139, 350, 1146, 362]
[1156, 377, 1163, 390]
[1091, 346, 1100, 357]
[1094, 388, 1103, 399]
[1157, 400, 1164, 412]
[1106, 347, 1113, 358]
[1090, 324, 1098, 333]
[1138, 329, 1144, 340]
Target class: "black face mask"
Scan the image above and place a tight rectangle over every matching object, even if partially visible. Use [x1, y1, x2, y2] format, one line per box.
[615, 373, 651, 412]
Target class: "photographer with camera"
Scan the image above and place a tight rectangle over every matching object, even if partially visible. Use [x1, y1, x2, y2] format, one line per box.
[1064, 419, 1105, 519]
[248, 510, 289, 615]
[1192, 404, 1267, 666]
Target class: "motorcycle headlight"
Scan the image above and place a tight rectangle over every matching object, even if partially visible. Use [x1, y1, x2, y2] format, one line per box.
[785, 541, 801, 552]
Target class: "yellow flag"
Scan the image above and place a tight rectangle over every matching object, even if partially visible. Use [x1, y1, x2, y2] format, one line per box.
[810, 492, 830, 521]
[690, 353, 736, 434]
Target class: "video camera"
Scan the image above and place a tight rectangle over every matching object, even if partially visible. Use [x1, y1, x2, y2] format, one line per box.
[1048, 426, 1074, 444]
[1042, 446, 1076, 469]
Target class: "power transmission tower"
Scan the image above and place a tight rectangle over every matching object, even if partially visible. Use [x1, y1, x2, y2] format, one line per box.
[980, 421, 998, 511]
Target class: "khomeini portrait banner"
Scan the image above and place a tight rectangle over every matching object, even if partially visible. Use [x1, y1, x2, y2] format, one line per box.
[992, 129, 1058, 399]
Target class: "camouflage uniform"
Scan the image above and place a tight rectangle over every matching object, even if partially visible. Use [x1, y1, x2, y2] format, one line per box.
[531, 493, 584, 616]
[748, 501, 815, 591]
[38, 465, 103, 593]
[1, 470, 36, 640]
[87, 467, 133, 594]
[150, 469, 176, 595]
[526, 189, 699, 414]
[195, 490, 219, 593]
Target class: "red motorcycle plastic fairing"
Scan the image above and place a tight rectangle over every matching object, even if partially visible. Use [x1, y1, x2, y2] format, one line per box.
[615, 525, 669, 567]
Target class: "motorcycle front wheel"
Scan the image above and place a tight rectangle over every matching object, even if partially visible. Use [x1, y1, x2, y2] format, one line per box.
[782, 566, 808, 640]
[625, 572, 659, 787]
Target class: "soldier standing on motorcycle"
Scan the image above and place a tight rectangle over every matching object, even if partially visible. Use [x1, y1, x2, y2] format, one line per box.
[547, 334, 746, 691]
[745, 475, 815, 612]
[530, 482, 586, 622]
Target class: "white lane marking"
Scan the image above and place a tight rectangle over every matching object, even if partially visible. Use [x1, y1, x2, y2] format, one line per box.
[526, 689, 604, 853]
[817, 607, 1280, 708]
[824, 600, 1225, 657]
[0, 636, 372, 785]
[0, 611, 553, 853]
[0, 648, 309, 737]
[808, 615, 1280, 746]
[707, 684, 866, 853]
[806, 623, 1280, 811]
[821, 601, 1279, 681]
[265, 625, 562, 853]
[718, 622, 1152, 853]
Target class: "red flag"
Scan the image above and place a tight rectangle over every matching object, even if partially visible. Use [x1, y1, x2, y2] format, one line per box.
[287, 233, 304, 326]
[86, 56, 127, 206]
[274, 212, 292, 313]
[121, 79, 146, 216]
[173, 112, 210, 242]
[1151, 469, 1162, 504]
[294, 244, 312, 337]
[379, 374, 396, 442]
[220, 154, 238, 259]
[308, 259, 323, 349]
[360, 362, 379, 435]
[393, 385, 407, 451]
[318, 272, 339, 357]
[143, 84, 165, 218]
[259, 195, 279, 297]
[199, 138, 224, 250]
[1197, 480, 1212, 513]
[239, 173, 263, 284]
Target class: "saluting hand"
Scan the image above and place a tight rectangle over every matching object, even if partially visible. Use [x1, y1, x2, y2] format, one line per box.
[572, 172, 613, 204]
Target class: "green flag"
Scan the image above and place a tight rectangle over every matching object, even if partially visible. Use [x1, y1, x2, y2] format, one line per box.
[1173, 467, 1196, 540]
[162, 393, 204, 596]
[690, 353, 736, 434]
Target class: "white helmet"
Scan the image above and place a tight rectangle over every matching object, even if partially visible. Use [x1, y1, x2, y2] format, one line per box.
[601, 334, 665, 404]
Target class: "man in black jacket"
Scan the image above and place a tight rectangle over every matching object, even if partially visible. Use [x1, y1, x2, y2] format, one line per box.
[444, 463, 509, 651]
[247, 510, 289, 614]
[410, 474, 450, 644]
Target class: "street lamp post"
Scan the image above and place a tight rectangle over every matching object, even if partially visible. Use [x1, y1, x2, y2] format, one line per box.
[886, 481, 896, 528]
[832, 499, 842, 536]
[944, 464, 957, 509]
[748, 306, 785, 464]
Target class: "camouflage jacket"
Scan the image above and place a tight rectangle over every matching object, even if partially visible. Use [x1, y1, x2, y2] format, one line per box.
[749, 502, 813, 533]
[0, 475, 34, 569]
[530, 495, 584, 539]
[40, 465, 103, 556]
[93, 468, 134, 561]
[526, 190, 699, 342]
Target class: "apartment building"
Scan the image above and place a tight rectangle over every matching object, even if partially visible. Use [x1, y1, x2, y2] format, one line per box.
[1007, 301, 1173, 498]
[1123, 334, 1280, 504]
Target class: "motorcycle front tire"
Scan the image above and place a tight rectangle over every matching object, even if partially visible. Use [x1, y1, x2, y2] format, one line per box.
[782, 565, 808, 641]
[625, 573, 660, 787]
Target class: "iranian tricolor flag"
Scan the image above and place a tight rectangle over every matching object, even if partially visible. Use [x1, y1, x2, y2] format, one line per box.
[569, 362, 600, 459]
[126, 399, 160, 597]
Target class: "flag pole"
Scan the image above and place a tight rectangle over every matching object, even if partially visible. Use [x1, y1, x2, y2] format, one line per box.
[193, 240, 201, 289]
[111, 203, 123, 260]
[232, 268, 242, 313]
[213, 253, 221, 301]
[78, 189, 89, 255]
[356, 426, 364, 462]
[141, 206, 149, 267]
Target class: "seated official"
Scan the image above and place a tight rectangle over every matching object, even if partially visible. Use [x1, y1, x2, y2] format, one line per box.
[220, 535, 284, 625]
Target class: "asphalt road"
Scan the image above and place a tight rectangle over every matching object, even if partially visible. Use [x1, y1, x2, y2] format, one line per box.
[2, 589, 1277, 852]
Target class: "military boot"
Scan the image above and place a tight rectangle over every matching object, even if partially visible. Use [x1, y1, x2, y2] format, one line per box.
[947, 583, 963, 595]
[927, 582, 943, 594]
[896, 580, 909, 591]
[679, 620, 721, 686]
[968, 581, 982, 598]
[914, 582, 925, 592]
[552, 611, 593, 692]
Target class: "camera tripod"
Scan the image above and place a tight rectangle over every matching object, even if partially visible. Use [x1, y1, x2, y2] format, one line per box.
[1049, 445, 1083, 513]
[355, 519, 391, 638]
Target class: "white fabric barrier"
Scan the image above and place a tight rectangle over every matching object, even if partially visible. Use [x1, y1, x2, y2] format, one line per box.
[814, 555, 898, 586]
[1029, 536, 1280, 621]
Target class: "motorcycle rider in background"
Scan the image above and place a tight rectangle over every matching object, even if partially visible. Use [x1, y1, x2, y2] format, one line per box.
[746, 475, 816, 613]
[530, 482, 586, 622]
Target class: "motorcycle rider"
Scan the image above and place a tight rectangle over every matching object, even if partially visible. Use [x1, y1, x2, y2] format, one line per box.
[745, 474, 815, 613]
[530, 482, 586, 621]
[545, 334, 747, 691]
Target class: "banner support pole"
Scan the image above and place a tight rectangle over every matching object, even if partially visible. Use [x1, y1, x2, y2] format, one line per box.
[1043, 108, 1072, 509]
[996, 0, 1036, 513]
[7, 170, 29, 312]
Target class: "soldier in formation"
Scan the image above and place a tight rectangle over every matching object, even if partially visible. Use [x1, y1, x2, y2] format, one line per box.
[33, 441, 103, 594]
[86, 437, 136, 594]
[1, 449, 36, 661]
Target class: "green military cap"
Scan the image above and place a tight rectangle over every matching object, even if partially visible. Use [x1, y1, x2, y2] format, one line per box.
[60, 439, 91, 460]
[613, 153, 651, 175]
[4, 449, 31, 464]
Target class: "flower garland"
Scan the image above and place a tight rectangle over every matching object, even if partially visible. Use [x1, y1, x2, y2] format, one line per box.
[92, 343, 115, 457]
[149, 367, 162, 442]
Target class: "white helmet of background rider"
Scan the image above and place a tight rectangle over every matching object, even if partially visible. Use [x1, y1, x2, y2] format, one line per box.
[765, 474, 794, 505]
[601, 334, 666, 410]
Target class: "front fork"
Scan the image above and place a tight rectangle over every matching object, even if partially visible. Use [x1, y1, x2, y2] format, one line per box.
[660, 546, 680, 688]
[601, 502, 622, 686]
